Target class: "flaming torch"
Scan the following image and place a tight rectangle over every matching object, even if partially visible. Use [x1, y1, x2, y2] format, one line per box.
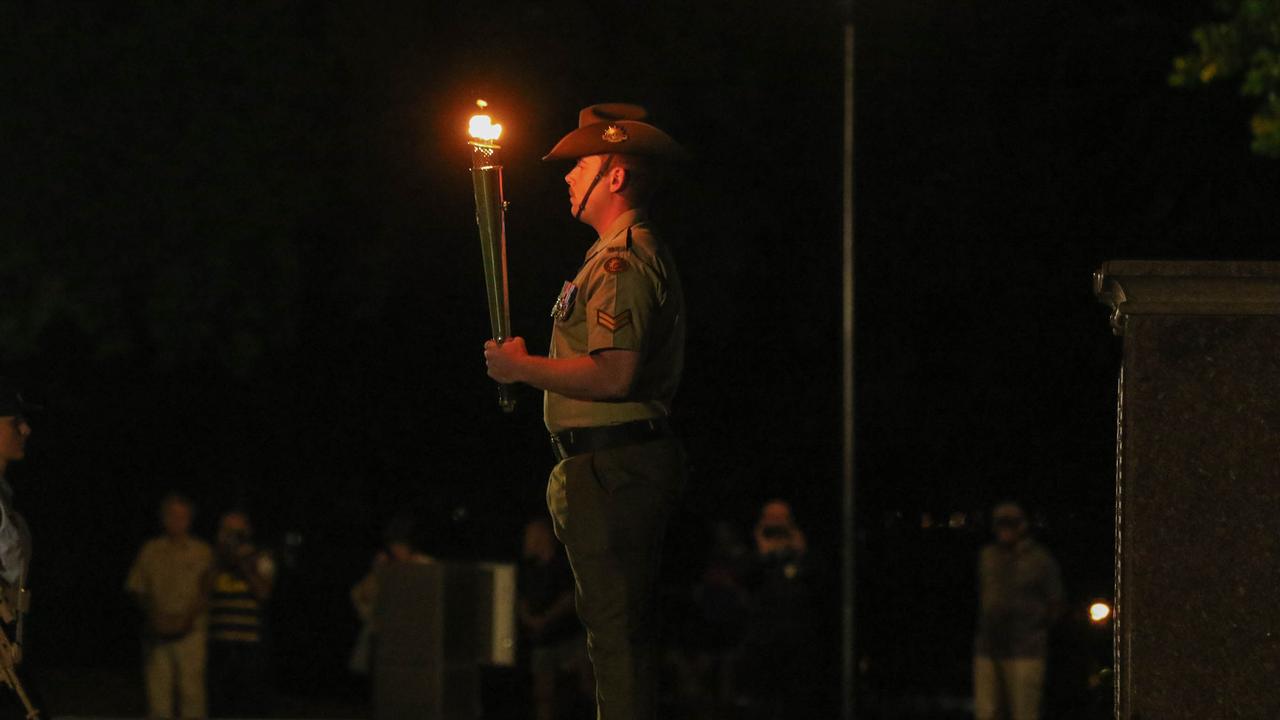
[468, 100, 516, 412]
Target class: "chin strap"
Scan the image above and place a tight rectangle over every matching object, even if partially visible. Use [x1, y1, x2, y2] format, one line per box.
[574, 154, 615, 221]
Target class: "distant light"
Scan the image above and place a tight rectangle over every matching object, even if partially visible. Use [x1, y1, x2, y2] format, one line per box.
[1089, 601, 1112, 623]
[476, 99, 489, 109]
[948, 511, 967, 529]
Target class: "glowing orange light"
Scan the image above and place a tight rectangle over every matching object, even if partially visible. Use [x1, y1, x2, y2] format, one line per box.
[469, 104, 502, 143]
[1089, 601, 1112, 624]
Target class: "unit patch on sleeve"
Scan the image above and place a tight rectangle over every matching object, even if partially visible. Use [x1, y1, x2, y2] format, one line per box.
[596, 309, 633, 332]
[603, 257, 630, 274]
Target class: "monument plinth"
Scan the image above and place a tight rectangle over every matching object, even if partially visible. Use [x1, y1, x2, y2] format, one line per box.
[1096, 261, 1280, 719]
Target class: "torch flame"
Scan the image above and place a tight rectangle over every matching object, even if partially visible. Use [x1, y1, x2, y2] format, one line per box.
[469, 114, 502, 142]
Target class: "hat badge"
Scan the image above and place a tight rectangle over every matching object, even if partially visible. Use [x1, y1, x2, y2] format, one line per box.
[602, 124, 628, 143]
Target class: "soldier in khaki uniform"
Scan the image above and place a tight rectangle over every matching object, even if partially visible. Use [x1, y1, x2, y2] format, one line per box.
[0, 379, 40, 716]
[484, 103, 687, 720]
[0, 381, 36, 652]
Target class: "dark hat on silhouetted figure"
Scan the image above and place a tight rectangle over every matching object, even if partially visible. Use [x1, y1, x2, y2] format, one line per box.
[0, 379, 41, 417]
[543, 103, 685, 161]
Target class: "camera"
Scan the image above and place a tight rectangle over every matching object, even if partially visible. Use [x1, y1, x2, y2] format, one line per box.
[761, 525, 791, 540]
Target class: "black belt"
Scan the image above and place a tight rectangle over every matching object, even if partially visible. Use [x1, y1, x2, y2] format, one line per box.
[550, 418, 673, 461]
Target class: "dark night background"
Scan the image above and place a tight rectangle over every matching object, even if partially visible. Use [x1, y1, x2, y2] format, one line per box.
[3, 0, 1278, 717]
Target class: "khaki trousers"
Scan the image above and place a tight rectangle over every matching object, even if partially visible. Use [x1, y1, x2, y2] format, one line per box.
[547, 438, 685, 720]
[973, 655, 1045, 720]
[144, 630, 207, 719]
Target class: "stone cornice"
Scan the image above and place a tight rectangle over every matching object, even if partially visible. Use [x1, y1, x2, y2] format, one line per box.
[1095, 261, 1280, 335]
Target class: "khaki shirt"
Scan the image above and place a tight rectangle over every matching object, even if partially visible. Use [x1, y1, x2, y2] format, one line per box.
[545, 209, 686, 432]
[125, 536, 213, 630]
[0, 477, 30, 590]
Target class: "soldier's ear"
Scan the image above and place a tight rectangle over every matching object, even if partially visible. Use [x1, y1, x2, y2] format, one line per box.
[607, 166, 629, 193]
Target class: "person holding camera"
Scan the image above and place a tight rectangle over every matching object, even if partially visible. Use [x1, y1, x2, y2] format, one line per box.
[207, 510, 276, 717]
[753, 500, 808, 561]
[738, 499, 818, 719]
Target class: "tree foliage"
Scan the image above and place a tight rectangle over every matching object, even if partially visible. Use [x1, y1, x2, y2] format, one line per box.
[1171, 0, 1280, 157]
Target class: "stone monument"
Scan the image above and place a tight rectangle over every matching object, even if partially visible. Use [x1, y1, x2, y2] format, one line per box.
[1095, 261, 1280, 719]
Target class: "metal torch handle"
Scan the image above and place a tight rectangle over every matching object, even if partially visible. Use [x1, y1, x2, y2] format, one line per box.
[497, 380, 515, 412]
[472, 158, 517, 413]
[492, 337, 515, 413]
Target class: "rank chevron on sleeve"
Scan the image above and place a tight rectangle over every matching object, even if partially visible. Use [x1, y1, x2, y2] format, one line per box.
[596, 309, 633, 332]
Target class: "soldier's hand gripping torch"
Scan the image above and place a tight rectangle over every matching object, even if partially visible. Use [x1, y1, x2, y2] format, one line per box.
[469, 101, 517, 412]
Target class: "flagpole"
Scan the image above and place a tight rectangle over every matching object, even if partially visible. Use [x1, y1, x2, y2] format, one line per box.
[840, 1, 858, 718]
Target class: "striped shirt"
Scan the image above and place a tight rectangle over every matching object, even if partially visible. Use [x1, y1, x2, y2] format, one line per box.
[209, 554, 274, 643]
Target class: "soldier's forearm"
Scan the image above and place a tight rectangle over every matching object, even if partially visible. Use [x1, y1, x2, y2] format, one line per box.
[516, 351, 639, 401]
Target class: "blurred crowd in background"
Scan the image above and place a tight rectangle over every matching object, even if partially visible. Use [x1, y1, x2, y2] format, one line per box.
[105, 490, 1101, 720]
